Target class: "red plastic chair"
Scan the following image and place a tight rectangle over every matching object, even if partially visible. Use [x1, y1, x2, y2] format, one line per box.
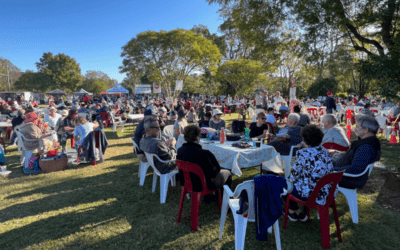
[6, 127, 12, 140]
[283, 172, 344, 249]
[265, 122, 275, 134]
[176, 160, 222, 231]
[322, 142, 350, 152]
[99, 112, 111, 128]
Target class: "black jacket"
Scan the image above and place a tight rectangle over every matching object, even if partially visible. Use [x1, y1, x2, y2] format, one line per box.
[177, 142, 221, 191]
[324, 96, 336, 113]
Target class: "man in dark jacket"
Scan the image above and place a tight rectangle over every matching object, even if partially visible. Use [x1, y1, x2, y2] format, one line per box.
[9, 109, 25, 147]
[140, 117, 177, 174]
[324, 91, 336, 114]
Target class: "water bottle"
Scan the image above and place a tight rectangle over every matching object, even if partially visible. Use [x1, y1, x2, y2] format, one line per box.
[244, 128, 250, 143]
[220, 127, 225, 144]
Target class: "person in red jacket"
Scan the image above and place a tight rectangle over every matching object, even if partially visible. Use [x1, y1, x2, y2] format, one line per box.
[83, 94, 89, 105]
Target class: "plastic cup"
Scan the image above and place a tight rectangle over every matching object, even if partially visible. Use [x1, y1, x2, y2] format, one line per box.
[1, 166, 6, 172]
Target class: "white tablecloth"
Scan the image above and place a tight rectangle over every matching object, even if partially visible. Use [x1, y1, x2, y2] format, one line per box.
[199, 139, 282, 176]
[127, 114, 144, 120]
[0, 122, 12, 128]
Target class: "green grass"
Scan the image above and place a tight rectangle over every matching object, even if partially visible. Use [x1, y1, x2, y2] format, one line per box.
[1, 113, 400, 250]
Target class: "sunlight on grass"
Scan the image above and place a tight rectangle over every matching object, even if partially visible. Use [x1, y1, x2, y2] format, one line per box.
[24, 217, 132, 250]
[0, 198, 117, 233]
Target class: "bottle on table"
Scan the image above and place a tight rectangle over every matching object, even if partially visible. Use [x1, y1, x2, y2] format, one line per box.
[220, 127, 225, 144]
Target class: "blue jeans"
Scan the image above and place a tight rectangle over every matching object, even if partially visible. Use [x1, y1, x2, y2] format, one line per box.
[10, 131, 17, 144]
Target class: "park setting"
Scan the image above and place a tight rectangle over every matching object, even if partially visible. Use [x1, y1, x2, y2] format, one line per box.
[1, 0, 400, 249]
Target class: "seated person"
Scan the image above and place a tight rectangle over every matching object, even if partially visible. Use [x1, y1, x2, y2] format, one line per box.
[294, 105, 310, 127]
[312, 99, 321, 107]
[268, 113, 302, 156]
[198, 112, 212, 128]
[360, 103, 375, 117]
[321, 114, 350, 148]
[177, 125, 232, 203]
[78, 103, 90, 114]
[209, 109, 226, 131]
[158, 107, 167, 130]
[99, 102, 110, 113]
[18, 112, 56, 152]
[249, 112, 269, 139]
[197, 107, 205, 121]
[140, 117, 177, 174]
[44, 106, 62, 130]
[186, 107, 197, 123]
[173, 110, 188, 140]
[59, 109, 78, 153]
[9, 109, 25, 147]
[133, 109, 159, 160]
[286, 124, 335, 221]
[74, 117, 98, 156]
[277, 102, 289, 122]
[333, 115, 381, 189]
[265, 107, 279, 133]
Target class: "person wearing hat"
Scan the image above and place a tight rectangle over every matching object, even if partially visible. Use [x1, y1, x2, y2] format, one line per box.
[158, 107, 167, 130]
[18, 112, 50, 151]
[324, 91, 336, 114]
[173, 109, 188, 140]
[198, 112, 212, 128]
[209, 109, 226, 131]
[133, 109, 159, 160]
[44, 106, 62, 130]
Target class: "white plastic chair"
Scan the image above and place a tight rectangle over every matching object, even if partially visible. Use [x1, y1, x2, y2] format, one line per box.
[131, 138, 150, 186]
[15, 130, 43, 169]
[176, 134, 186, 150]
[219, 180, 283, 250]
[14, 125, 23, 153]
[337, 163, 375, 224]
[281, 145, 300, 178]
[144, 152, 178, 204]
[163, 125, 174, 138]
[110, 113, 125, 132]
[375, 115, 390, 137]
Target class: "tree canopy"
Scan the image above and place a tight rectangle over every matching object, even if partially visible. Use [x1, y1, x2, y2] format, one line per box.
[120, 29, 222, 96]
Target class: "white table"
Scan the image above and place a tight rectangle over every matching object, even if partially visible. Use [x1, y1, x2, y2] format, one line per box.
[199, 139, 282, 176]
[0, 122, 12, 128]
[128, 114, 144, 120]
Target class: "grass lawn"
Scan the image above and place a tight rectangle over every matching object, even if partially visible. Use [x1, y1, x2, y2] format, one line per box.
[1, 113, 400, 250]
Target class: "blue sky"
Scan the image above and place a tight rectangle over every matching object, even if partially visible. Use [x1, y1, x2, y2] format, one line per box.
[0, 0, 222, 82]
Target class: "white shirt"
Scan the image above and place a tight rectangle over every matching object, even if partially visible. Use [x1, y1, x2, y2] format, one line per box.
[255, 95, 261, 105]
[44, 113, 62, 130]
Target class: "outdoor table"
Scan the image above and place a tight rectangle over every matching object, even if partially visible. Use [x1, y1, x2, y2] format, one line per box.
[199, 139, 282, 176]
[127, 114, 144, 120]
[0, 121, 12, 128]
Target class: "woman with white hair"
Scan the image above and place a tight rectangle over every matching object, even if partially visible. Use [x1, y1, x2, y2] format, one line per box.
[333, 115, 381, 189]
[268, 113, 303, 155]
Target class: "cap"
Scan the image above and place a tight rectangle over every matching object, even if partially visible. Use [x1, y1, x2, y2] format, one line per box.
[327, 91, 333, 96]
[144, 109, 157, 116]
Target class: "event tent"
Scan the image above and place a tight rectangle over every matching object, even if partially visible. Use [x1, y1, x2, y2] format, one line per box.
[72, 88, 92, 95]
[46, 89, 67, 95]
[106, 84, 129, 94]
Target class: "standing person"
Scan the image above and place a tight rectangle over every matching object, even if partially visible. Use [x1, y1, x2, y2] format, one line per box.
[262, 91, 268, 110]
[324, 91, 336, 114]
[8, 109, 25, 147]
[255, 93, 261, 108]
[173, 110, 188, 140]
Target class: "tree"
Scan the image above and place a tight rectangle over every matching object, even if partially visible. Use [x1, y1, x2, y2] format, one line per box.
[0, 58, 22, 90]
[36, 52, 82, 92]
[13, 71, 48, 92]
[215, 59, 265, 96]
[80, 71, 115, 94]
[120, 29, 222, 96]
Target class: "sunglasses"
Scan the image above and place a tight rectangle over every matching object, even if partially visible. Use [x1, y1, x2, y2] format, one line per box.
[150, 126, 161, 130]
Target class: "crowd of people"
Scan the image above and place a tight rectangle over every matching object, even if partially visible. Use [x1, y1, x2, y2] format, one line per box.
[2, 89, 391, 224]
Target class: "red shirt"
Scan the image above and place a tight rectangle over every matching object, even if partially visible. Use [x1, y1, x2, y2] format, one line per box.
[186, 100, 192, 109]
[83, 96, 88, 102]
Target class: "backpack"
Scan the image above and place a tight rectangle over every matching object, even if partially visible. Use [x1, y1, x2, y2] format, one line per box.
[232, 120, 246, 133]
